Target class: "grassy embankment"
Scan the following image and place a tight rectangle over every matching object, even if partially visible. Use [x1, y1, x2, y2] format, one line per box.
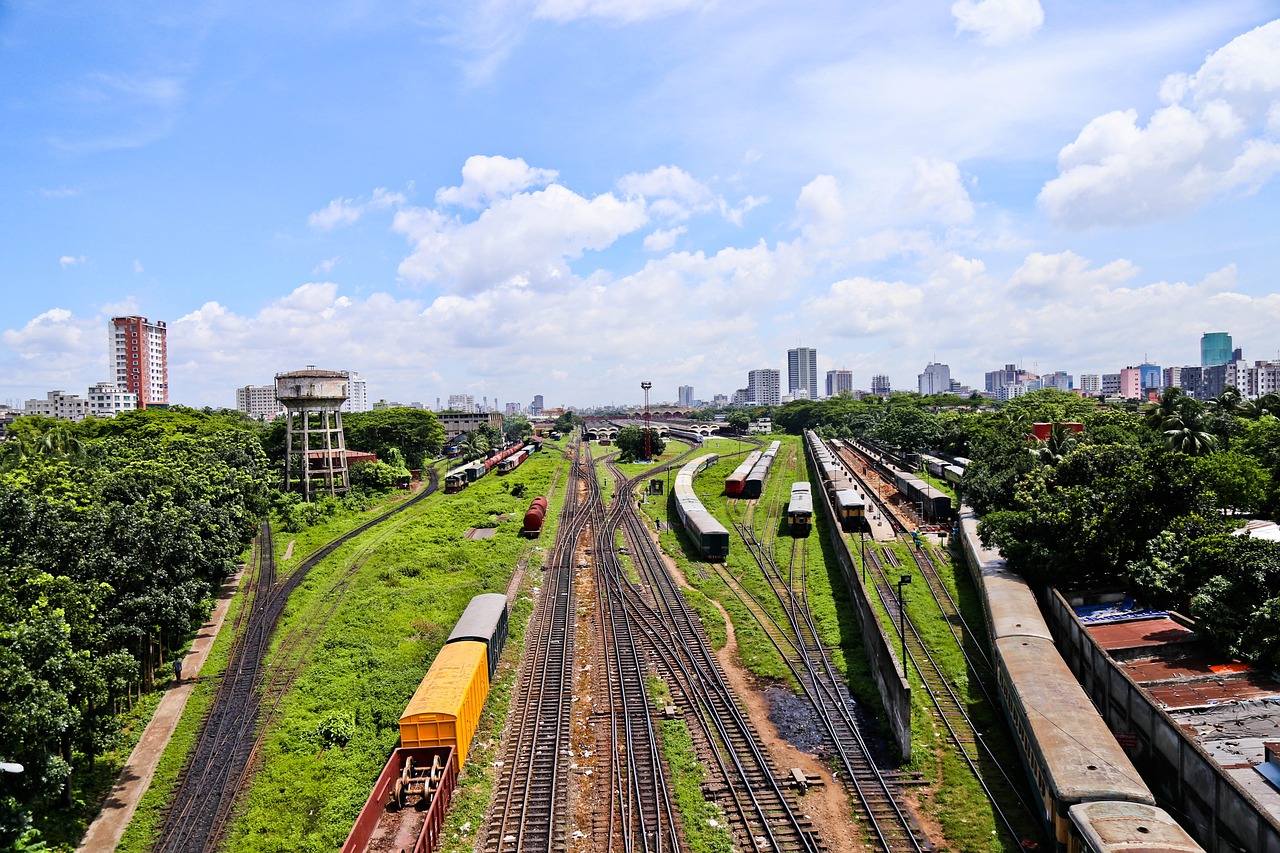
[115, 442, 569, 853]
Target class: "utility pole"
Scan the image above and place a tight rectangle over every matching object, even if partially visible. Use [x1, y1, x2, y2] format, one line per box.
[641, 381, 652, 461]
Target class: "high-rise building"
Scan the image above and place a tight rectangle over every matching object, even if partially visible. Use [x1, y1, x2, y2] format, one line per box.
[236, 384, 283, 420]
[1040, 371, 1073, 391]
[871, 374, 891, 396]
[1137, 363, 1161, 392]
[110, 316, 168, 407]
[984, 363, 1036, 394]
[917, 362, 951, 396]
[826, 369, 853, 397]
[1201, 332, 1233, 367]
[787, 347, 818, 398]
[342, 372, 369, 412]
[530, 394, 544, 414]
[447, 394, 476, 413]
[678, 385, 694, 407]
[1119, 367, 1144, 399]
[712, 394, 729, 407]
[747, 369, 780, 406]
[1101, 373, 1122, 396]
[1079, 374, 1100, 394]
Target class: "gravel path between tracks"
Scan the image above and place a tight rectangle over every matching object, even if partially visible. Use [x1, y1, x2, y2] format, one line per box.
[643, 523, 867, 851]
[75, 568, 245, 853]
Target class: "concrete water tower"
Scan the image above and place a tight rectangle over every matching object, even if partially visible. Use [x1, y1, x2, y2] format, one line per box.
[276, 367, 350, 501]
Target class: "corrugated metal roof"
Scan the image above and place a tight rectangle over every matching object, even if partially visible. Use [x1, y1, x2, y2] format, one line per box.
[1087, 617, 1196, 651]
[400, 641, 487, 721]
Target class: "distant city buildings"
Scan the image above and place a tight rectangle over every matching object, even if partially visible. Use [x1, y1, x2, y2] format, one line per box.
[86, 382, 138, 418]
[438, 411, 504, 439]
[1079, 374, 1100, 394]
[871, 374, 891, 396]
[787, 347, 818, 399]
[712, 393, 729, 407]
[917, 362, 951, 396]
[678, 385, 694, 407]
[530, 394, 544, 415]
[447, 394, 476, 413]
[826, 369, 853, 397]
[110, 316, 168, 408]
[25, 390, 88, 421]
[342, 372, 369, 412]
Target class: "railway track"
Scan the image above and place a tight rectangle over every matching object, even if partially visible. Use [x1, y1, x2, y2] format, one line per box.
[724, 454, 929, 853]
[604, 451, 825, 853]
[485, 443, 586, 853]
[154, 471, 441, 853]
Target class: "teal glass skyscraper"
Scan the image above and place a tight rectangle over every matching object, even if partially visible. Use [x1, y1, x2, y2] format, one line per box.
[1201, 332, 1232, 367]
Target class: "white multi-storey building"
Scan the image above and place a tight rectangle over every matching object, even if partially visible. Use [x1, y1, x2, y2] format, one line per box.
[86, 382, 137, 418]
[678, 385, 694, 407]
[787, 347, 818, 398]
[747, 369, 780, 406]
[236, 384, 284, 420]
[447, 394, 476, 413]
[341, 372, 369, 412]
[917, 362, 951, 396]
[826, 369, 853, 397]
[25, 390, 88, 421]
[1079, 374, 1101, 394]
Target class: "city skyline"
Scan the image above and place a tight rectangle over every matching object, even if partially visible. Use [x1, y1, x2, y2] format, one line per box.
[3, 5, 1280, 407]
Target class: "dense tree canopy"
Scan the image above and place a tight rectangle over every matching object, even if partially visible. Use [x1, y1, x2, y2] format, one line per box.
[615, 426, 666, 462]
[341, 408, 445, 469]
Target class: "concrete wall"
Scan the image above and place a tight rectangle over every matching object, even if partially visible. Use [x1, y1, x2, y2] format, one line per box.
[1045, 590, 1280, 853]
[806, 436, 912, 757]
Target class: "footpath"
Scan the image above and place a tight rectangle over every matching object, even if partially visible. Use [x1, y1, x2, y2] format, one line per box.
[76, 569, 244, 853]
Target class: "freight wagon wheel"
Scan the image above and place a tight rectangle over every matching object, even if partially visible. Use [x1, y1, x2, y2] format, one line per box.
[392, 777, 405, 809]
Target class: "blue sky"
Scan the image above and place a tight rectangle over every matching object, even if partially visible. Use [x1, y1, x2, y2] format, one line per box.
[3, 0, 1280, 409]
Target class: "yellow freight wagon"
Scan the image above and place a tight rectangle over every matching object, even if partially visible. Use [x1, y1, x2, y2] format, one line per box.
[399, 640, 490, 768]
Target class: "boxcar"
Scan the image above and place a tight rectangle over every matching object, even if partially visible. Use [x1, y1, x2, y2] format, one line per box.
[787, 482, 813, 537]
[399, 641, 490, 768]
[447, 594, 509, 681]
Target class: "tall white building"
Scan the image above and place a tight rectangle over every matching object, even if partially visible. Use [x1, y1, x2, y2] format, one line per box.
[917, 362, 951, 396]
[678, 385, 694, 407]
[747, 369, 780, 406]
[447, 394, 476, 413]
[341, 372, 369, 412]
[787, 347, 818, 398]
[1079, 374, 1101, 394]
[110, 316, 168, 407]
[86, 382, 137, 418]
[826, 369, 853, 397]
[236, 384, 283, 420]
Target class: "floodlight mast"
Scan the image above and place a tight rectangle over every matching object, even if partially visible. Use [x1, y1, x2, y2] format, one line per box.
[641, 381, 653, 460]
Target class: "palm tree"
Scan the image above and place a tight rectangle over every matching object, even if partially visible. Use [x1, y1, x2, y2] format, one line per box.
[1238, 393, 1280, 420]
[0, 435, 35, 471]
[1163, 413, 1219, 455]
[1207, 386, 1243, 415]
[1142, 387, 1186, 431]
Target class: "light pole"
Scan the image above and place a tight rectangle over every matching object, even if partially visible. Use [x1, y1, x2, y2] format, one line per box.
[641, 381, 652, 461]
[897, 573, 912, 679]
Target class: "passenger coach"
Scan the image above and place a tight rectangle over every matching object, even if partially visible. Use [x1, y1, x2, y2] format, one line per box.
[674, 454, 730, 560]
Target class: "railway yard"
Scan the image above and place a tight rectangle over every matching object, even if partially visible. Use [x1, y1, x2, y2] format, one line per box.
[95, 425, 1208, 853]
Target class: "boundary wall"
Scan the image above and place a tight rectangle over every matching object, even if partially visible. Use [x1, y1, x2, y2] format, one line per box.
[1044, 590, 1280, 853]
[804, 434, 912, 757]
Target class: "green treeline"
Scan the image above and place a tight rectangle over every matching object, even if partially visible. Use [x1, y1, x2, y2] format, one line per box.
[0, 405, 447, 849]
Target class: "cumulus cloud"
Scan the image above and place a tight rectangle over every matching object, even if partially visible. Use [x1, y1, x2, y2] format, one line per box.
[395, 182, 647, 293]
[308, 187, 408, 230]
[904, 157, 974, 225]
[1007, 250, 1139, 300]
[313, 256, 340, 275]
[951, 0, 1044, 46]
[533, 0, 709, 24]
[643, 226, 686, 251]
[436, 156, 558, 208]
[133, 260, 145, 274]
[617, 165, 763, 225]
[60, 255, 86, 269]
[1040, 20, 1280, 229]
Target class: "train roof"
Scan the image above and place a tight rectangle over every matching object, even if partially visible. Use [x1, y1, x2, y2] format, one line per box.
[401, 640, 489, 721]
[996, 635, 1154, 806]
[448, 594, 508, 645]
[835, 489, 864, 507]
[1068, 802, 1204, 852]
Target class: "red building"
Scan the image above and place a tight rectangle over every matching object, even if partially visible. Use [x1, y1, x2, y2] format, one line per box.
[110, 316, 168, 408]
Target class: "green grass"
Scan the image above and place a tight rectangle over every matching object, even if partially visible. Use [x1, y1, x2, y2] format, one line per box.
[115, 448, 568, 853]
[646, 677, 734, 853]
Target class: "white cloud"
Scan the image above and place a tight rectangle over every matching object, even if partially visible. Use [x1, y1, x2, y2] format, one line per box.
[436, 156, 558, 208]
[395, 183, 648, 293]
[951, 0, 1044, 46]
[133, 260, 144, 274]
[60, 255, 85, 269]
[904, 157, 974, 225]
[1040, 20, 1280, 229]
[313, 256, 340, 275]
[643, 226, 686, 251]
[308, 187, 408, 231]
[532, 0, 709, 24]
[1007, 250, 1139, 300]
